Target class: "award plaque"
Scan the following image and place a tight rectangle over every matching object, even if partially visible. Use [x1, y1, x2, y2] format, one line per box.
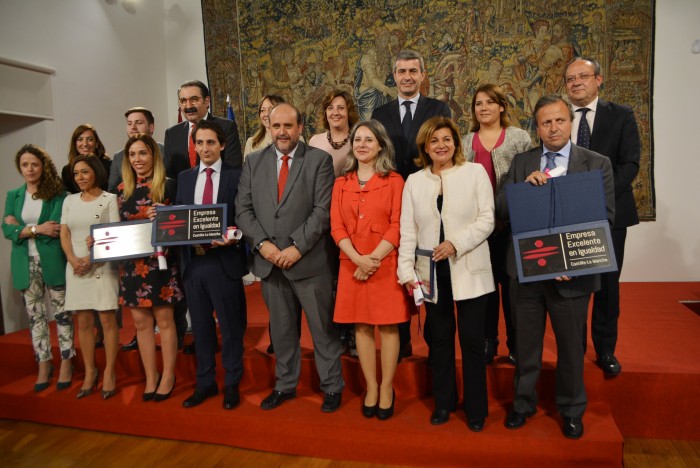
[152, 204, 227, 246]
[90, 219, 155, 262]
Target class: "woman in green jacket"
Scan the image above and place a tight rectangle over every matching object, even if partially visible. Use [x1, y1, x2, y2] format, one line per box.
[3, 144, 73, 392]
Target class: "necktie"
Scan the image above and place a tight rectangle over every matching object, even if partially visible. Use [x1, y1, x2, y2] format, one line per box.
[278, 155, 290, 202]
[188, 124, 197, 168]
[402, 101, 413, 139]
[545, 152, 558, 171]
[202, 167, 214, 204]
[576, 108, 591, 149]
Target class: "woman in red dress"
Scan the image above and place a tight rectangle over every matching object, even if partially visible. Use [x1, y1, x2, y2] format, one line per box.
[331, 120, 409, 420]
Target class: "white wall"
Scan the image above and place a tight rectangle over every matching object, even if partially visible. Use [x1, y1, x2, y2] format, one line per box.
[0, 0, 205, 332]
[0, 1, 696, 332]
[622, 0, 700, 281]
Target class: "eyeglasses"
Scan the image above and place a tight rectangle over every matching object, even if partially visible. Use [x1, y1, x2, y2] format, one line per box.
[179, 96, 203, 105]
[565, 73, 597, 84]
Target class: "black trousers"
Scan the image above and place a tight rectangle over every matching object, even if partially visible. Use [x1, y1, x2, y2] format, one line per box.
[512, 280, 588, 418]
[589, 227, 627, 355]
[484, 227, 513, 352]
[425, 263, 488, 421]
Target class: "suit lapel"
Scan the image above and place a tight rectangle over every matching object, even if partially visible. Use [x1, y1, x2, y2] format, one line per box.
[567, 146, 588, 174]
[217, 165, 230, 203]
[410, 95, 429, 137]
[524, 148, 541, 176]
[590, 100, 609, 148]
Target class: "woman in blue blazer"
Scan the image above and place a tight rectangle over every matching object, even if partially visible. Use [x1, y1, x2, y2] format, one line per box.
[2, 144, 73, 392]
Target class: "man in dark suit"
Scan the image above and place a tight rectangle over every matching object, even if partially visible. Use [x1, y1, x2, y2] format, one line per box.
[176, 120, 248, 410]
[235, 103, 344, 413]
[565, 57, 640, 377]
[496, 95, 614, 439]
[164, 80, 242, 179]
[371, 49, 451, 358]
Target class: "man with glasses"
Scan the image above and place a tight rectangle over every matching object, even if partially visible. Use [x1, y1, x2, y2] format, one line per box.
[164, 80, 242, 179]
[564, 57, 641, 378]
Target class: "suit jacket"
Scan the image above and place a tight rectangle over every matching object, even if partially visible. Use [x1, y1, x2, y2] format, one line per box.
[235, 141, 335, 281]
[108, 142, 166, 193]
[496, 144, 615, 297]
[175, 162, 247, 280]
[2, 186, 67, 290]
[589, 99, 641, 229]
[372, 95, 451, 180]
[165, 114, 242, 179]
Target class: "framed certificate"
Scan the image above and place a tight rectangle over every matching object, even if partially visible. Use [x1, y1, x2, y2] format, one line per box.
[152, 204, 227, 246]
[414, 248, 436, 301]
[90, 219, 155, 262]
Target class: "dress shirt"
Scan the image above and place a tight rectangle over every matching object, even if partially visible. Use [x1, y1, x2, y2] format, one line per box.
[398, 94, 420, 122]
[274, 146, 299, 177]
[194, 158, 222, 204]
[571, 97, 598, 145]
[539, 140, 572, 174]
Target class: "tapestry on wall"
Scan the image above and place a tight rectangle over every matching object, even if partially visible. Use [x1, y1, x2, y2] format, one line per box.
[202, 0, 655, 220]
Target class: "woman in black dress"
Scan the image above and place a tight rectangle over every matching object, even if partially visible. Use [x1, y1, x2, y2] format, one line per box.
[118, 134, 183, 402]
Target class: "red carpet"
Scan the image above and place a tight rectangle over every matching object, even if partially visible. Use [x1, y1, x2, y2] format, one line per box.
[1, 282, 698, 466]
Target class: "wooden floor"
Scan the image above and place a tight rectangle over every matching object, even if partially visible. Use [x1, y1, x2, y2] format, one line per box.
[0, 420, 698, 467]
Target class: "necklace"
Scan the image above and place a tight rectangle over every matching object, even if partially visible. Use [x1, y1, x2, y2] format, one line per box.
[327, 131, 350, 150]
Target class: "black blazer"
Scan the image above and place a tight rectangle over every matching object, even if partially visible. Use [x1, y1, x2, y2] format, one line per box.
[496, 144, 615, 297]
[175, 161, 247, 280]
[589, 99, 641, 229]
[372, 95, 451, 180]
[164, 114, 243, 179]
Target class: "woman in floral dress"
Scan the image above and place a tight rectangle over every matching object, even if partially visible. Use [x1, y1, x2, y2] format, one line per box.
[118, 134, 183, 402]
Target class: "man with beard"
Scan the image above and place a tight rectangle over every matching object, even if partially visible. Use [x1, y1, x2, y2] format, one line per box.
[164, 80, 242, 178]
[235, 103, 344, 413]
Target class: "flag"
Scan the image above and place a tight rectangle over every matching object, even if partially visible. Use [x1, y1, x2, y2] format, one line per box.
[227, 94, 235, 121]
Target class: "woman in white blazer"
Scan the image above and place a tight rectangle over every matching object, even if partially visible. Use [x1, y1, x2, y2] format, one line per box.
[398, 117, 495, 432]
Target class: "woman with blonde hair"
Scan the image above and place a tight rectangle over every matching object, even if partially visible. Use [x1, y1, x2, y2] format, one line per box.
[118, 134, 183, 401]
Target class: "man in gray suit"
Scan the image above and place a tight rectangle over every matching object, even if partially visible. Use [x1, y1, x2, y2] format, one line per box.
[235, 103, 344, 412]
[496, 95, 614, 439]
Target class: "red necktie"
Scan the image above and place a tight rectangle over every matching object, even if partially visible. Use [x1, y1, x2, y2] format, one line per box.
[278, 155, 290, 202]
[203, 167, 214, 204]
[188, 124, 197, 168]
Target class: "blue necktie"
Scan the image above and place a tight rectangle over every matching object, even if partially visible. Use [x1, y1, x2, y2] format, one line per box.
[576, 108, 591, 149]
[545, 152, 558, 171]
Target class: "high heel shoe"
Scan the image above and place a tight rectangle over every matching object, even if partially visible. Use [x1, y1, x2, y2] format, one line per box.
[76, 373, 98, 399]
[361, 393, 378, 418]
[34, 362, 54, 392]
[377, 389, 395, 420]
[153, 376, 176, 402]
[142, 374, 161, 402]
[101, 372, 117, 400]
[56, 363, 74, 391]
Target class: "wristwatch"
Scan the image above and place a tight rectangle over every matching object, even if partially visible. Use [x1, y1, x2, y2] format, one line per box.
[30, 225, 38, 238]
[255, 239, 267, 251]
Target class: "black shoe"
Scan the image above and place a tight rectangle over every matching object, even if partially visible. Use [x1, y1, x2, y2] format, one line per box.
[266, 343, 275, 354]
[121, 335, 138, 352]
[376, 390, 395, 420]
[260, 389, 296, 410]
[562, 416, 584, 439]
[223, 385, 240, 410]
[182, 384, 218, 408]
[361, 394, 378, 418]
[430, 409, 450, 425]
[468, 418, 485, 432]
[143, 374, 161, 402]
[154, 377, 176, 402]
[321, 392, 342, 413]
[508, 353, 517, 365]
[596, 353, 621, 377]
[505, 409, 535, 429]
[183, 342, 196, 355]
[484, 338, 498, 364]
[398, 343, 412, 362]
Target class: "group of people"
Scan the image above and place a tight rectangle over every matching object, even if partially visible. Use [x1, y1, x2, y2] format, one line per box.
[3, 49, 640, 440]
